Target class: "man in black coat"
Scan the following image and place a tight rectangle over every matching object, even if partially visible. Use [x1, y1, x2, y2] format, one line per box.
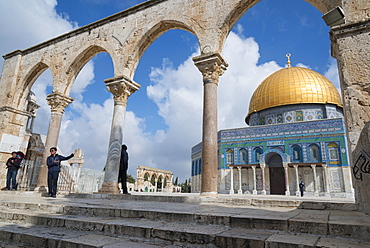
[5, 151, 22, 190]
[118, 144, 130, 194]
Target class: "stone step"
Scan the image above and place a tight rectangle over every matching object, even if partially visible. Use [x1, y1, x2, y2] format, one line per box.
[0, 221, 178, 248]
[0, 217, 369, 248]
[0, 202, 370, 248]
[1, 199, 369, 243]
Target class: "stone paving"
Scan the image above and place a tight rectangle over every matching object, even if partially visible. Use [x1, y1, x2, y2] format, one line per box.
[0, 191, 369, 247]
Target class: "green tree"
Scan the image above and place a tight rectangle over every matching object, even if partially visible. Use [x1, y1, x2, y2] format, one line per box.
[127, 174, 135, 184]
[150, 175, 156, 186]
[174, 177, 178, 186]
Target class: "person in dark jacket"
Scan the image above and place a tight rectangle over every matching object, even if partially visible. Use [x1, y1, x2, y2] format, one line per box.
[299, 181, 305, 197]
[118, 144, 130, 194]
[46, 147, 74, 198]
[6, 151, 22, 190]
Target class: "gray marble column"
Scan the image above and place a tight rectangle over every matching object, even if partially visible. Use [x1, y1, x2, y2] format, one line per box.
[311, 164, 319, 196]
[293, 165, 300, 197]
[229, 167, 234, 194]
[193, 53, 228, 197]
[252, 166, 257, 194]
[37, 92, 73, 190]
[98, 76, 140, 194]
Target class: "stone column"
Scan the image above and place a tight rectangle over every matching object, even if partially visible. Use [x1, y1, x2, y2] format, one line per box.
[283, 163, 290, 196]
[322, 163, 331, 196]
[331, 20, 370, 153]
[252, 166, 257, 195]
[311, 164, 319, 196]
[98, 76, 140, 194]
[237, 166, 242, 194]
[193, 53, 228, 197]
[229, 167, 234, 194]
[260, 164, 266, 195]
[293, 165, 300, 197]
[37, 92, 73, 189]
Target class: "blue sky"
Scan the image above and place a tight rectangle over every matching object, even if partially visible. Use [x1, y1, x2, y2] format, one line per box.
[0, 0, 339, 182]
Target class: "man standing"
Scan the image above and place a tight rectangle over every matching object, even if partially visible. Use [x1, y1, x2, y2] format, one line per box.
[118, 144, 130, 194]
[46, 147, 74, 198]
[5, 151, 21, 190]
[299, 181, 305, 197]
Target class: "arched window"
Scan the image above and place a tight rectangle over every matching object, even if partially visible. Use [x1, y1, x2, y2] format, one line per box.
[239, 148, 248, 164]
[292, 145, 302, 162]
[254, 147, 263, 162]
[309, 144, 321, 162]
[226, 149, 234, 164]
[327, 143, 340, 161]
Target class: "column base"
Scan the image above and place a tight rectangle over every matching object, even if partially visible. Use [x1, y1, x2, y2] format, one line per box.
[252, 190, 257, 195]
[237, 189, 243, 194]
[296, 191, 300, 197]
[261, 190, 266, 195]
[98, 182, 120, 194]
[229, 190, 234, 194]
[200, 191, 218, 197]
[314, 191, 319, 197]
[34, 186, 48, 193]
[285, 191, 290, 196]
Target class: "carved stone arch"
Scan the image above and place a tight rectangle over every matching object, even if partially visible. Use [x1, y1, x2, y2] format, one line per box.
[128, 20, 199, 78]
[15, 62, 50, 109]
[64, 45, 111, 96]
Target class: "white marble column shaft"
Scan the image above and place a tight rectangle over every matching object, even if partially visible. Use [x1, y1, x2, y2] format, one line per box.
[252, 166, 257, 194]
[229, 167, 234, 194]
[99, 76, 140, 194]
[293, 165, 300, 197]
[237, 166, 242, 194]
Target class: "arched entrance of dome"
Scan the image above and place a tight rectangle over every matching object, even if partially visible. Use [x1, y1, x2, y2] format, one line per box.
[267, 153, 285, 195]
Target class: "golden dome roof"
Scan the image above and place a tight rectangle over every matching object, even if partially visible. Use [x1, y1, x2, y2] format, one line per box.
[247, 66, 342, 118]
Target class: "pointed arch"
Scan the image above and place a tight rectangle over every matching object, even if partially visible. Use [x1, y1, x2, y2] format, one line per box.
[129, 20, 199, 78]
[64, 45, 112, 95]
[15, 62, 50, 109]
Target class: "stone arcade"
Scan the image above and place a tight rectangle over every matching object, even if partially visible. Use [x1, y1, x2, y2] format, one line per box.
[0, 0, 369, 210]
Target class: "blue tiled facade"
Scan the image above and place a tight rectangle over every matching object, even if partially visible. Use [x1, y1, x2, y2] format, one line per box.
[191, 117, 349, 177]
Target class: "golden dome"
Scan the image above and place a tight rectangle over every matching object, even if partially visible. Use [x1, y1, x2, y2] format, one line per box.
[247, 66, 342, 118]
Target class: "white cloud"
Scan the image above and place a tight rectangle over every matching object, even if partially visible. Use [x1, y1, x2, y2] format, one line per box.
[0, 0, 77, 70]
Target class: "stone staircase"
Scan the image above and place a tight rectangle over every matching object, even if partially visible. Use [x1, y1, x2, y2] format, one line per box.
[0, 192, 369, 247]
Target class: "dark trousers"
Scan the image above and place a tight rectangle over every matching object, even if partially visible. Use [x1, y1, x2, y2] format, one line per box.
[48, 171, 59, 196]
[118, 170, 128, 193]
[300, 189, 304, 197]
[6, 170, 18, 190]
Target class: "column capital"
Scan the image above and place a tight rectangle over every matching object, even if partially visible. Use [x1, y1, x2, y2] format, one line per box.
[46, 92, 74, 113]
[193, 52, 228, 85]
[105, 75, 141, 106]
[311, 164, 317, 169]
[293, 164, 299, 169]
